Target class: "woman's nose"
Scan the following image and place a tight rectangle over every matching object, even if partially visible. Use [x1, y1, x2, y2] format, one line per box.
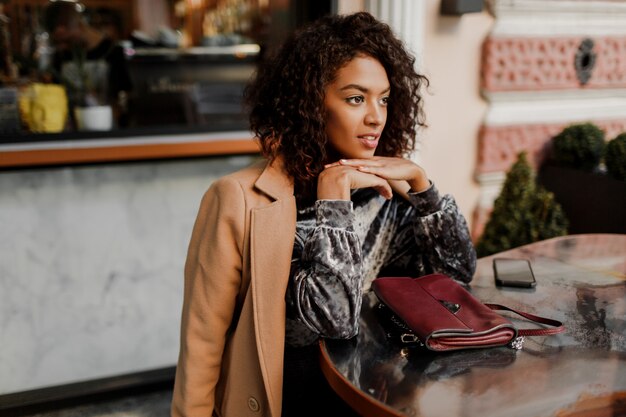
[364, 103, 385, 126]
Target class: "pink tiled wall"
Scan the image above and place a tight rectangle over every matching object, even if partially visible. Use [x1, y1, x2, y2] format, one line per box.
[482, 36, 626, 91]
[474, 33, 626, 239]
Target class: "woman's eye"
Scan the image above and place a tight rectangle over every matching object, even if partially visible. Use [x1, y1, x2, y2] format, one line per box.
[380, 96, 389, 106]
[346, 96, 364, 104]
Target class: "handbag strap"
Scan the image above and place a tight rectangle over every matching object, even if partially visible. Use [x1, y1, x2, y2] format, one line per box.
[485, 303, 565, 336]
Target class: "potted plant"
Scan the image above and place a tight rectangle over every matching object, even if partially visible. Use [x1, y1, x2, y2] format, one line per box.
[537, 123, 626, 234]
[61, 46, 112, 131]
[605, 132, 626, 182]
[476, 152, 568, 257]
[549, 123, 605, 172]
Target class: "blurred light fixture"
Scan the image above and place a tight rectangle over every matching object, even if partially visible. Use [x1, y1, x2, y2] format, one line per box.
[441, 0, 483, 15]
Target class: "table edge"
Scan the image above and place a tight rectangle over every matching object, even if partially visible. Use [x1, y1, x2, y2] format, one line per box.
[318, 340, 405, 417]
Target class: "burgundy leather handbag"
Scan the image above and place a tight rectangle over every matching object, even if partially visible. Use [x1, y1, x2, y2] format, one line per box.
[372, 273, 565, 352]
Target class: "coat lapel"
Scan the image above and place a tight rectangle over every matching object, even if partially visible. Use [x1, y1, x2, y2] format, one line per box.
[250, 159, 296, 417]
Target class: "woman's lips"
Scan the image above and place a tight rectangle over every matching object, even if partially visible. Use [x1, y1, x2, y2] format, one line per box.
[358, 135, 379, 149]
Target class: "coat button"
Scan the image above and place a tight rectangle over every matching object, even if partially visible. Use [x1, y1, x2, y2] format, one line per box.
[248, 396, 260, 412]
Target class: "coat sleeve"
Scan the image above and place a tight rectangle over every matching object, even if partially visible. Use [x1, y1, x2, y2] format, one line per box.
[171, 177, 246, 417]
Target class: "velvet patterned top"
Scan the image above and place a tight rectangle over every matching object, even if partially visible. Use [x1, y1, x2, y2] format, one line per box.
[285, 184, 476, 347]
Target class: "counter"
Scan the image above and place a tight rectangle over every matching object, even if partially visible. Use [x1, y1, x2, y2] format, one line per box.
[0, 130, 260, 400]
[0, 129, 259, 168]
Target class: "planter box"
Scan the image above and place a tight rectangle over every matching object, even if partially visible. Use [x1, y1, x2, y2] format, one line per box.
[537, 165, 626, 234]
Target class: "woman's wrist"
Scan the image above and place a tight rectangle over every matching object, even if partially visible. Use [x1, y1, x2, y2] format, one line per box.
[408, 178, 430, 193]
[408, 166, 430, 192]
[317, 170, 351, 200]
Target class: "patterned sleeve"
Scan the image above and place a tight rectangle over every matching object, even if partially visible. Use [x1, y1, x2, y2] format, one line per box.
[385, 183, 476, 283]
[286, 200, 363, 343]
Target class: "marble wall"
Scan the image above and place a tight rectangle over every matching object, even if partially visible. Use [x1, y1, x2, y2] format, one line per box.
[0, 155, 257, 394]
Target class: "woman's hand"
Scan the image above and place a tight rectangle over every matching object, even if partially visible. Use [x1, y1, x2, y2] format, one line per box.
[317, 164, 393, 200]
[326, 157, 430, 193]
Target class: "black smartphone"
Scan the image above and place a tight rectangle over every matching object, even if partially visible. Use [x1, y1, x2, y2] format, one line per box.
[493, 258, 536, 288]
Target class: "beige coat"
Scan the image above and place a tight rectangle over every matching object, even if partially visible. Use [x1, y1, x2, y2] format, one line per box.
[171, 159, 297, 417]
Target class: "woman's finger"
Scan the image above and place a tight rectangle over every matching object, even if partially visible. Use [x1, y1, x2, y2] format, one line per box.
[324, 161, 342, 168]
[374, 183, 393, 200]
[352, 170, 393, 199]
[339, 158, 384, 167]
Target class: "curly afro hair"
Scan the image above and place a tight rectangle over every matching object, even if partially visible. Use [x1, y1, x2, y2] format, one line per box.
[244, 12, 429, 202]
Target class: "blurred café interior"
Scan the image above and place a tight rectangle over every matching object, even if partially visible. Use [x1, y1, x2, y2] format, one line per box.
[0, 0, 331, 135]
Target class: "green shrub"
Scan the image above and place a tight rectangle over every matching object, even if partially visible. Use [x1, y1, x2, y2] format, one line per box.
[551, 123, 605, 172]
[476, 152, 568, 257]
[605, 133, 626, 181]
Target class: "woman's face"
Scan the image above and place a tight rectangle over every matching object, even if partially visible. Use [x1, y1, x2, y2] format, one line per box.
[323, 55, 390, 160]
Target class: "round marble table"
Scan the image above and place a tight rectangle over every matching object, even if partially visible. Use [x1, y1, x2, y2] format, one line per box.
[320, 234, 626, 417]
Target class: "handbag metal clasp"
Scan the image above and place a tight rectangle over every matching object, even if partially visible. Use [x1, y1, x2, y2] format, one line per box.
[439, 300, 461, 314]
[400, 333, 422, 345]
[509, 336, 525, 350]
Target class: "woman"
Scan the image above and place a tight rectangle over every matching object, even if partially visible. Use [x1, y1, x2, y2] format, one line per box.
[171, 12, 476, 417]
